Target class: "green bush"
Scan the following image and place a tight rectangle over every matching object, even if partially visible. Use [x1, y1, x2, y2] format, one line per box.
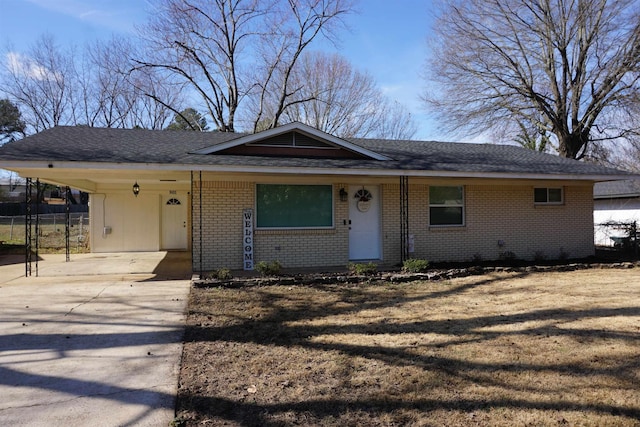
[255, 260, 282, 276]
[348, 262, 377, 276]
[402, 258, 430, 273]
[206, 268, 233, 280]
[216, 268, 233, 280]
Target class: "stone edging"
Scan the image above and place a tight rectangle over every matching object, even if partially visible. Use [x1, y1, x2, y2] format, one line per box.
[192, 261, 640, 288]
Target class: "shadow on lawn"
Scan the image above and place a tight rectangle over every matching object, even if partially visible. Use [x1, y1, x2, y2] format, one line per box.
[177, 272, 640, 426]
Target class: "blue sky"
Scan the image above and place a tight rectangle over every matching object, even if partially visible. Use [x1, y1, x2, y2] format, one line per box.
[1, 0, 442, 139]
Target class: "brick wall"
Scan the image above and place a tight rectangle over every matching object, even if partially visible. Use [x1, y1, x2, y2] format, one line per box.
[383, 183, 594, 264]
[194, 179, 595, 270]
[192, 180, 349, 270]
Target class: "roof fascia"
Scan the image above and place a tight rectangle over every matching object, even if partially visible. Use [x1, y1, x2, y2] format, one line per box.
[594, 193, 640, 200]
[38, 178, 97, 193]
[2, 160, 635, 182]
[191, 122, 392, 161]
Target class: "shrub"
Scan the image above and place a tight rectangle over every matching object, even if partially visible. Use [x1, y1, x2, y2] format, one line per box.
[558, 247, 570, 261]
[348, 262, 377, 276]
[534, 251, 547, 263]
[402, 258, 430, 273]
[206, 268, 233, 280]
[255, 260, 282, 276]
[216, 268, 233, 280]
[499, 251, 517, 262]
[472, 253, 484, 264]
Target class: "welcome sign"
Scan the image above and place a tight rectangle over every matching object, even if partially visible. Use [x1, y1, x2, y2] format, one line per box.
[243, 208, 254, 270]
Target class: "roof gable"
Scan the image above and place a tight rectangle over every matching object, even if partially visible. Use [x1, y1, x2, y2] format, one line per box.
[191, 122, 391, 161]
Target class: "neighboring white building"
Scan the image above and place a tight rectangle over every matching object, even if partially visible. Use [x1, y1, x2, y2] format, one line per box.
[594, 180, 640, 247]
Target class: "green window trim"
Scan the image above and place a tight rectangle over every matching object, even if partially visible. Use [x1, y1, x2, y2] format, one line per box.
[256, 184, 334, 228]
[429, 185, 465, 227]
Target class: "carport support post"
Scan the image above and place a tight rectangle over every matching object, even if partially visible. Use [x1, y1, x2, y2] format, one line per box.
[35, 179, 40, 277]
[65, 186, 71, 262]
[25, 178, 32, 277]
[400, 176, 409, 263]
[191, 170, 204, 279]
[199, 171, 203, 279]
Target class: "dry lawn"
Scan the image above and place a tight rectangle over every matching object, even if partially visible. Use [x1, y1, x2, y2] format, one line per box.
[176, 269, 640, 426]
[0, 223, 89, 253]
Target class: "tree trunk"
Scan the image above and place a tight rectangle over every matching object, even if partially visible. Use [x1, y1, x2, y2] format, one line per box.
[556, 128, 590, 160]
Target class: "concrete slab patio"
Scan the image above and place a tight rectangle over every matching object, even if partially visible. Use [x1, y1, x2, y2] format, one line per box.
[0, 252, 192, 427]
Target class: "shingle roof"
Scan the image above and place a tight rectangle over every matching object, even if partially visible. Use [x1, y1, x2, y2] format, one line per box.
[0, 125, 632, 178]
[594, 180, 640, 198]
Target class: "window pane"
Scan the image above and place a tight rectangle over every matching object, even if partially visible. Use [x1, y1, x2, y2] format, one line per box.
[548, 188, 563, 203]
[534, 188, 548, 203]
[256, 184, 333, 228]
[430, 186, 463, 205]
[430, 207, 463, 226]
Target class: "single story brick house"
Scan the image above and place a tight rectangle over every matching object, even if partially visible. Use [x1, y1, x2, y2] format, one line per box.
[0, 122, 634, 271]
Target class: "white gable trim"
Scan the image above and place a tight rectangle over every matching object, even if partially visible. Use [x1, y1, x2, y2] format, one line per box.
[191, 122, 392, 161]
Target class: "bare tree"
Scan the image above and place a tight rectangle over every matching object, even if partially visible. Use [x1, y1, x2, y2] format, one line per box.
[424, 0, 640, 159]
[271, 51, 417, 139]
[250, 0, 353, 132]
[90, 37, 182, 130]
[1, 34, 179, 132]
[373, 100, 418, 140]
[3, 34, 76, 132]
[134, 0, 353, 133]
[133, 0, 268, 132]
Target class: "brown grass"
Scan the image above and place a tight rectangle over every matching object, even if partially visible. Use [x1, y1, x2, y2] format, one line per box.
[0, 224, 89, 253]
[176, 269, 640, 426]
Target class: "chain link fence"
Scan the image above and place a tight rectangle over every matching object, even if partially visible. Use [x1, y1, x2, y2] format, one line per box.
[0, 213, 90, 252]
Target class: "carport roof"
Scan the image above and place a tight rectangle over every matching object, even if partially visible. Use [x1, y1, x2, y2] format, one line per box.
[594, 179, 640, 199]
[0, 123, 635, 180]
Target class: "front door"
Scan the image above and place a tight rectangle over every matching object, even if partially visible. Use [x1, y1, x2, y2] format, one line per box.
[162, 194, 188, 250]
[349, 185, 381, 260]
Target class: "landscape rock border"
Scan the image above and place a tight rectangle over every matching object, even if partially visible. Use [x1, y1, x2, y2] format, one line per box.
[192, 261, 640, 289]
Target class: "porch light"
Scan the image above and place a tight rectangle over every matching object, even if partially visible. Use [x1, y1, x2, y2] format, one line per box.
[132, 181, 140, 197]
[339, 187, 348, 202]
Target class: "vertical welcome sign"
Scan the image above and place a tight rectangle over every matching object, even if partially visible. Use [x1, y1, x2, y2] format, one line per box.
[243, 208, 254, 270]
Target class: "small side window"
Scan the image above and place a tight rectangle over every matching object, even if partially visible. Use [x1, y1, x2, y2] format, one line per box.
[534, 187, 563, 204]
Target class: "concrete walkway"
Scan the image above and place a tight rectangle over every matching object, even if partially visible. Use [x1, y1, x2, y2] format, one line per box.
[0, 252, 192, 427]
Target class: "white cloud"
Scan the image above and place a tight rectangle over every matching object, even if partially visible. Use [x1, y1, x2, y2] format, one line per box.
[5, 52, 60, 82]
[23, 0, 143, 33]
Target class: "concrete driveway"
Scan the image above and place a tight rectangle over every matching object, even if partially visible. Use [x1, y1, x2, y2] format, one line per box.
[0, 252, 192, 427]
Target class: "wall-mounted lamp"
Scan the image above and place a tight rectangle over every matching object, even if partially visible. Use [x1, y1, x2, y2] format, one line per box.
[339, 187, 348, 202]
[132, 181, 140, 197]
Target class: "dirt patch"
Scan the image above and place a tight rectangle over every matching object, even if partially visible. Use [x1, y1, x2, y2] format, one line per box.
[176, 269, 640, 426]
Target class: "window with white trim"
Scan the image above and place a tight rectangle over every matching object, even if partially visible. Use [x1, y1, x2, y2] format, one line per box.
[256, 184, 333, 228]
[534, 187, 563, 204]
[429, 186, 464, 226]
